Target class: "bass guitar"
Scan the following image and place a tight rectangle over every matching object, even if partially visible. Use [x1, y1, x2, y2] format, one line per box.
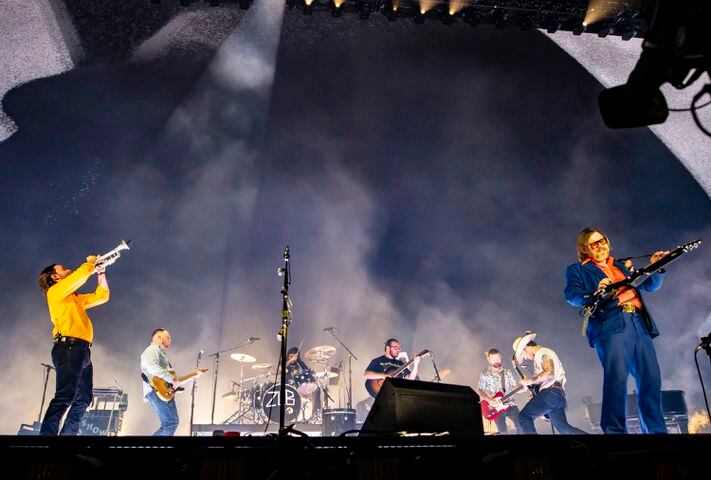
[480, 385, 524, 421]
[365, 349, 431, 398]
[150, 368, 208, 402]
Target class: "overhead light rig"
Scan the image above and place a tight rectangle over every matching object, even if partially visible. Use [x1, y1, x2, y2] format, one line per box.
[151, 1, 646, 39]
[286, 0, 646, 38]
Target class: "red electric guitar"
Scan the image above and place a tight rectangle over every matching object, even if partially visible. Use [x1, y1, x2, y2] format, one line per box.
[480, 385, 524, 421]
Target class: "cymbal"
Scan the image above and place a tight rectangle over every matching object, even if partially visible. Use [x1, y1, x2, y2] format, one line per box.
[252, 363, 274, 370]
[315, 371, 338, 379]
[304, 345, 336, 362]
[230, 353, 256, 363]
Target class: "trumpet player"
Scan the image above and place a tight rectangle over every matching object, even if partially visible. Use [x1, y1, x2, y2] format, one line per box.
[37, 255, 110, 435]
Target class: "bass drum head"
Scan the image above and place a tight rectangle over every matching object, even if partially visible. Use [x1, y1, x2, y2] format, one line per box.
[262, 383, 301, 424]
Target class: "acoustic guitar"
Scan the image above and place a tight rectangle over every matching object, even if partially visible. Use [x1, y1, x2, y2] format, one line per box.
[365, 349, 431, 398]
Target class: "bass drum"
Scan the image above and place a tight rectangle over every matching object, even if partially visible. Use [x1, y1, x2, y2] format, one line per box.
[262, 383, 301, 424]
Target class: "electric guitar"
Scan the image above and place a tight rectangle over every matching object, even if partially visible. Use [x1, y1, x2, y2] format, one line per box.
[581, 239, 702, 317]
[365, 349, 431, 398]
[480, 385, 525, 421]
[150, 368, 208, 402]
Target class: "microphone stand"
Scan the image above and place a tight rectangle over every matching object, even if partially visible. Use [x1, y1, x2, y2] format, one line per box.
[37, 363, 54, 425]
[189, 350, 203, 436]
[208, 338, 258, 425]
[430, 351, 442, 382]
[325, 329, 358, 410]
[277, 246, 292, 437]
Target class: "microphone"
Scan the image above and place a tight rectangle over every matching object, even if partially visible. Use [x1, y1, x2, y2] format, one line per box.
[41, 363, 55, 370]
[248, 337, 261, 343]
[696, 333, 711, 352]
[323, 327, 337, 333]
[283, 245, 290, 261]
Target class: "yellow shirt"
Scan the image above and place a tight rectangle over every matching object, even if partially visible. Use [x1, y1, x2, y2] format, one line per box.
[46, 262, 110, 343]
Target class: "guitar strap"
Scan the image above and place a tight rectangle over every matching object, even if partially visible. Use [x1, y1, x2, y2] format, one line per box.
[500, 370, 507, 400]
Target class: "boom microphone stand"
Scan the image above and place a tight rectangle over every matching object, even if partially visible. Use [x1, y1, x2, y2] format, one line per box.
[324, 328, 358, 410]
[208, 337, 260, 425]
[277, 246, 292, 437]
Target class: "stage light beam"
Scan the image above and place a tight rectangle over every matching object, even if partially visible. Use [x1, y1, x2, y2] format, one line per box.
[418, 0, 436, 15]
[583, 0, 640, 27]
[448, 0, 467, 16]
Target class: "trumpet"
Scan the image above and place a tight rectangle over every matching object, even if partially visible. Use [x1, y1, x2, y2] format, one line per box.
[94, 240, 131, 273]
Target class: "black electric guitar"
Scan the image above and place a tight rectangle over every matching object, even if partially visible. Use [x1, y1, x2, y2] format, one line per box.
[581, 239, 702, 317]
[365, 349, 431, 398]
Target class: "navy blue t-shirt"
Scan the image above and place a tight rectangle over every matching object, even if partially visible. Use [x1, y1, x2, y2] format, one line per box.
[366, 355, 410, 378]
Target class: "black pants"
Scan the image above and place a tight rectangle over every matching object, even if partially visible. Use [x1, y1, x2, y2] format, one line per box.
[40, 341, 93, 435]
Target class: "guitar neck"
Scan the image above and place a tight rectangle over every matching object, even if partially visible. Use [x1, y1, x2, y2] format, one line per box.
[501, 385, 524, 401]
[391, 350, 429, 378]
[176, 370, 200, 384]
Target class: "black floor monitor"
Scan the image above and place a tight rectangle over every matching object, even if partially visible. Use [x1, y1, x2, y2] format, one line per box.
[360, 378, 483, 436]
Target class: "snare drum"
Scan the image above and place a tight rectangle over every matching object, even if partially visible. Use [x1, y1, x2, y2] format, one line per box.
[262, 383, 301, 424]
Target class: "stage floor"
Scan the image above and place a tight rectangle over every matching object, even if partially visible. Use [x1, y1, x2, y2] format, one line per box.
[5, 433, 711, 480]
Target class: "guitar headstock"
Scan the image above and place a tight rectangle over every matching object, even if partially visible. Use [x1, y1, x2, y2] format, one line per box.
[416, 349, 432, 359]
[681, 239, 702, 253]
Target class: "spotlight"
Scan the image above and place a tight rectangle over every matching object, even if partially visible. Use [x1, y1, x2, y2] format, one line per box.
[598, 83, 669, 128]
[179, 0, 192, 6]
[518, 16, 533, 31]
[414, 13, 426, 24]
[572, 23, 585, 35]
[359, 1, 371, 19]
[597, 24, 613, 37]
[466, 11, 480, 27]
[621, 28, 637, 41]
[209, 0, 219, 6]
[238, 0, 251, 9]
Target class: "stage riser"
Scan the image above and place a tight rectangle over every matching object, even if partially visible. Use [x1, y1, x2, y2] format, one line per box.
[6, 435, 711, 480]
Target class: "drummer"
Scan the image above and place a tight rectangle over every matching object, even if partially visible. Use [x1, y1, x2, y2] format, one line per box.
[286, 347, 321, 415]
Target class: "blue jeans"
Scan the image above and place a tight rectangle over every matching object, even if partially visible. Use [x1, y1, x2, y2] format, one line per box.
[518, 387, 587, 434]
[40, 341, 93, 435]
[146, 390, 179, 436]
[594, 311, 666, 434]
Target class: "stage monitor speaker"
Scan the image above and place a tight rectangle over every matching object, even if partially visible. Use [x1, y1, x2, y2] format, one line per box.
[360, 378, 483, 436]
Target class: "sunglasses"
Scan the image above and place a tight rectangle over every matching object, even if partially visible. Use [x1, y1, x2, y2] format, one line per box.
[588, 237, 608, 250]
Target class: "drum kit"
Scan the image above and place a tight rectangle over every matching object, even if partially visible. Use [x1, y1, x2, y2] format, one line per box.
[221, 345, 341, 426]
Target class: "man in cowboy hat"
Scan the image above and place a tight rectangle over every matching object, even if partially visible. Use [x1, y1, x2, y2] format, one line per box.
[513, 331, 586, 435]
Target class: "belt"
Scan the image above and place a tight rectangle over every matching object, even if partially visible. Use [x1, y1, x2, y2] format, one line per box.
[53, 336, 92, 348]
[621, 303, 638, 313]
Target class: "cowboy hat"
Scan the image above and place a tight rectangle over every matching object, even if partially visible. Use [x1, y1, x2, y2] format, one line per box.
[512, 331, 537, 362]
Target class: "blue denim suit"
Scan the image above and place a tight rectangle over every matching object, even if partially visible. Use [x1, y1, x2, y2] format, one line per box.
[564, 260, 667, 434]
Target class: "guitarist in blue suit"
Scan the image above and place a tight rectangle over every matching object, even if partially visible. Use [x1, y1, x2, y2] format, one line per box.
[564, 227, 669, 434]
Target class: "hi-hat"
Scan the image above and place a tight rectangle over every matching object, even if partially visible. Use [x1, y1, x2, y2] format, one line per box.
[252, 363, 275, 370]
[304, 345, 336, 362]
[230, 353, 257, 363]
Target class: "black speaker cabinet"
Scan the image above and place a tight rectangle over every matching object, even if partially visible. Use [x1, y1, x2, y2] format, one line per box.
[360, 378, 483, 436]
